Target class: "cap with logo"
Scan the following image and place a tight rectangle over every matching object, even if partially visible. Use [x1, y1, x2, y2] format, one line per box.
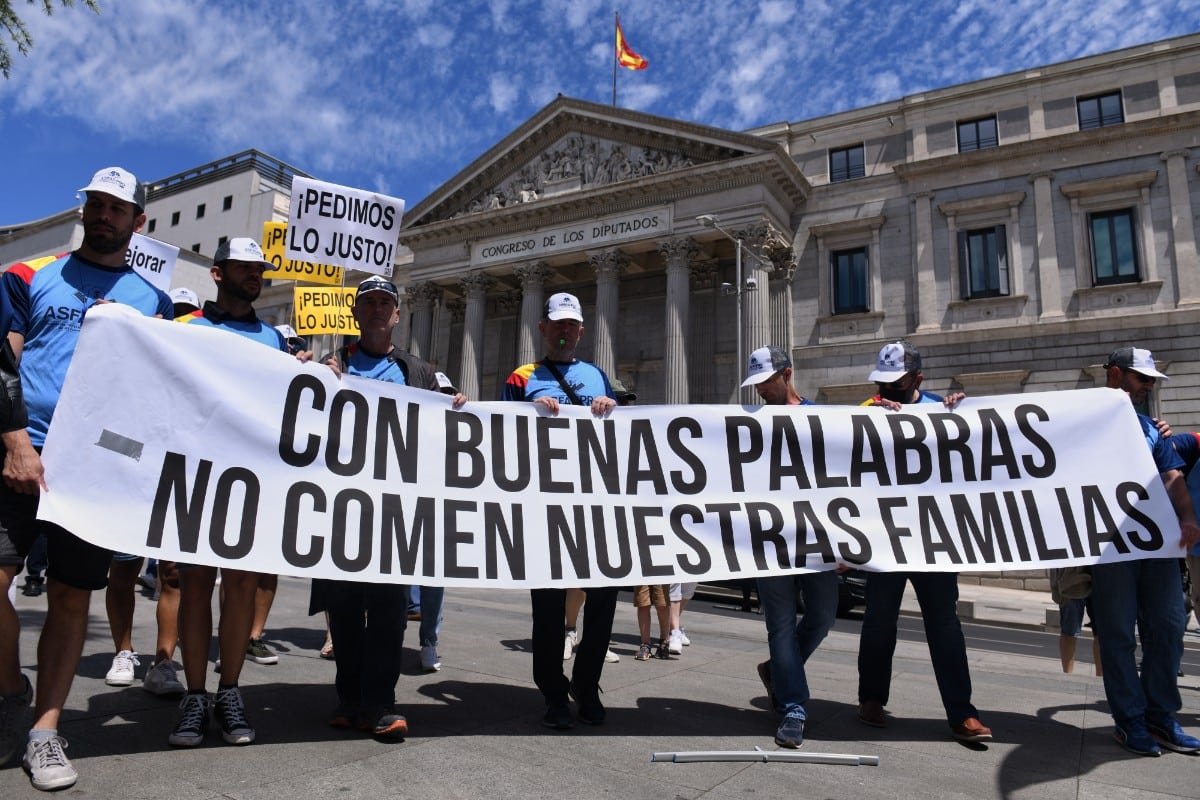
[274, 323, 299, 339]
[79, 166, 146, 209]
[169, 287, 200, 308]
[214, 237, 277, 270]
[869, 341, 922, 383]
[544, 292, 583, 322]
[434, 371, 458, 394]
[741, 345, 791, 387]
[610, 378, 637, 402]
[1104, 346, 1169, 380]
[357, 275, 400, 302]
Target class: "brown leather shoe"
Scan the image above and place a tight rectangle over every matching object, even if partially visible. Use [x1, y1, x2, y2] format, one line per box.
[951, 717, 993, 742]
[858, 701, 887, 728]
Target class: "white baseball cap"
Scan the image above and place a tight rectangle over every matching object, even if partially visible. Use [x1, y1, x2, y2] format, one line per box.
[868, 341, 922, 383]
[78, 166, 145, 208]
[169, 287, 200, 308]
[214, 237, 277, 270]
[741, 345, 791, 387]
[544, 292, 583, 322]
[1104, 346, 1169, 380]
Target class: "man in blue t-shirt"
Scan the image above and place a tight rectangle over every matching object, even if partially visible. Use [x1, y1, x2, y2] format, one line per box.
[169, 238, 291, 751]
[854, 341, 992, 744]
[1094, 346, 1200, 756]
[740, 344, 837, 750]
[0, 167, 172, 791]
[501, 291, 618, 731]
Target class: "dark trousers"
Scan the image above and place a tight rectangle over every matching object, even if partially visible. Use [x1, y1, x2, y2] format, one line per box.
[857, 571, 978, 724]
[326, 580, 408, 713]
[530, 586, 618, 705]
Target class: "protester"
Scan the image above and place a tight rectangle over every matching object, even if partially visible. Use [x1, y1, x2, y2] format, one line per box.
[1092, 346, 1200, 755]
[502, 291, 618, 729]
[740, 345, 839, 749]
[0, 167, 172, 790]
[854, 341, 992, 743]
[169, 287, 200, 319]
[169, 237, 298, 749]
[319, 275, 465, 737]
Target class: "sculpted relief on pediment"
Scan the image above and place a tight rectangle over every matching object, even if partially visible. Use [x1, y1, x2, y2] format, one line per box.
[447, 134, 703, 221]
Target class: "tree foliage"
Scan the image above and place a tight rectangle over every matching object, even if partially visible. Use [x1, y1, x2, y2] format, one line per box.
[1, 0, 99, 79]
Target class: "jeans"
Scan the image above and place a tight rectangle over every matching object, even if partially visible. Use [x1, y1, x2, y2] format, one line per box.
[757, 571, 839, 718]
[418, 586, 444, 647]
[326, 580, 408, 713]
[1090, 557, 1184, 727]
[530, 586, 617, 704]
[857, 571, 977, 724]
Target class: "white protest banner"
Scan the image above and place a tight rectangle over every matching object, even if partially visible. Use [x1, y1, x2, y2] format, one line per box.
[40, 305, 1182, 588]
[261, 221, 344, 286]
[286, 176, 403, 276]
[124, 233, 179, 292]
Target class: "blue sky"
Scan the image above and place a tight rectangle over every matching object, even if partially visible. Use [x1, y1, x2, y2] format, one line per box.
[0, 0, 1195, 226]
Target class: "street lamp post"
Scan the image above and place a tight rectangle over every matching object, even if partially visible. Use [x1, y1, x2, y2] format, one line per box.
[697, 213, 758, 404]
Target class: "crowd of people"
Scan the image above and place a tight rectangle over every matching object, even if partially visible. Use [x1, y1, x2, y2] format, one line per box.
[0, 165, 1197, 794]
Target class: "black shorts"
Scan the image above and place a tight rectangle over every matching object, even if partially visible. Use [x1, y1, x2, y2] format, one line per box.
[0, 479, 113, 591]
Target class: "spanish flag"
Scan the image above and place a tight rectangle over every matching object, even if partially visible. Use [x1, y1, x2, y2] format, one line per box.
[616, 17, 647, 70]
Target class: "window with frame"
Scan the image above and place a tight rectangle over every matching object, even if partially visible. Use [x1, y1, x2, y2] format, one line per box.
[217, 235, 228, 249]
[191, 243, 201, 253]
[196, 203, 206, 219]
[170, 211, 180, 226]
[957, 226, 1009, 299]
[1077, 91, 1123, 130]
[957, 116, 998, 152]
[147, 219, 156, 233]
[1089, 208, 1139, 285]
[829, 145, 865, 182]
[831, 247, 869, 314]
[222, 195, 233, 211]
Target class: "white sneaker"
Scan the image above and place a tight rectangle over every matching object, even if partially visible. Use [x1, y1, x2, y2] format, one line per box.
[563, 629, 578, 660]
[420, 645, 441, 672]
[604, 647, 620, 663]
[143, 660, 185, 696]
[668, 629, 684, 655]
[105, 650, 140, 686]
[679, 628, 691, 646]
[23, 735, 77, 791]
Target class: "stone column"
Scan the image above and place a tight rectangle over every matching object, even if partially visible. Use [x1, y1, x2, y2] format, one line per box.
[407, 282, 442, 360]
[1030, 171, 1064, 318]
[659, 238, 699, 404]
[912, 192, 938, 331]
[688, 260, 719, 404]
[739, 224, 776, 405]
[587, 249, 628, 377]
[458, 271, 495, 400]
[1162, 150, 1200, 306]
[767, 249, 797, 359]
[393, 292, 412, 352]
[514, 261, 552, 365]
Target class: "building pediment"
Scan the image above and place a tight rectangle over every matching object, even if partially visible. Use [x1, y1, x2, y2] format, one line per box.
[401, 96, 809, 243]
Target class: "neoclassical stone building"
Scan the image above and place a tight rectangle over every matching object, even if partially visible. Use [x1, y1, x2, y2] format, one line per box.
[396, 33, 1200, 428]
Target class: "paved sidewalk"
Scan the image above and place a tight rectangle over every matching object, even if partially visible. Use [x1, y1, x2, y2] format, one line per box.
[1, 577, 1197, 799]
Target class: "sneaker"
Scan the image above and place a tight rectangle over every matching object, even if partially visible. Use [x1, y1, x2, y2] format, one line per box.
[858, 700, 887, 728]
[655, 639, 671, 659]
[328, 708, 356, 729]
[245, 637, 278, 665]
[543, 701, 573, 730]
[775, 713, 805, 749]
[168, 693, 211, 747]
[105, 650, 141, 686]
[668, 629, 684, 655]
[951, 717, 993, 743]
[678, 628, 691, 646]
[365, 712, 408, 740]
[570, 683, 606, 725]
[214, 687, 255, 745]
[1114, 720, 1162, 756]
[23, 735, 77, 791]
[635, 642, 653, 661]
[143, 659, 185, 696]
[563, 628, 578, 660]
[756, 660, 777, 710]
[420, 645, 441, 672]
[1147, 717, 1200, 753]
[604, 647, 620, 663]
[0, 675, 33, 767]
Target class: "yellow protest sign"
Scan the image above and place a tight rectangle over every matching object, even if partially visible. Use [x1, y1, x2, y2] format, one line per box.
[262, 221, 344, 286]
[293, 286, 358, 335]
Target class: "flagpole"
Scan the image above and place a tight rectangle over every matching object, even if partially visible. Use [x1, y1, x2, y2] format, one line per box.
[612, 11, 619, 106]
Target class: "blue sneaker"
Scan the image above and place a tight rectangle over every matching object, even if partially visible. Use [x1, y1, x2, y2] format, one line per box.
[1114, 720, 1162, 757]
[774, 712, 804, 749]
[1147, 717, 1200, 754]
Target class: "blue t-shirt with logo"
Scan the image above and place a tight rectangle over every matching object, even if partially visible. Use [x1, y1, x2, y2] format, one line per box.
[178, 304, 288, 352]
[502, 359, 613, 405]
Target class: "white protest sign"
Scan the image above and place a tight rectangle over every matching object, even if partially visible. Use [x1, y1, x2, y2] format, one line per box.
[124, 233, 179, 292]
[39, 305, 1183, 588]
[286, 176, 403, 276]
